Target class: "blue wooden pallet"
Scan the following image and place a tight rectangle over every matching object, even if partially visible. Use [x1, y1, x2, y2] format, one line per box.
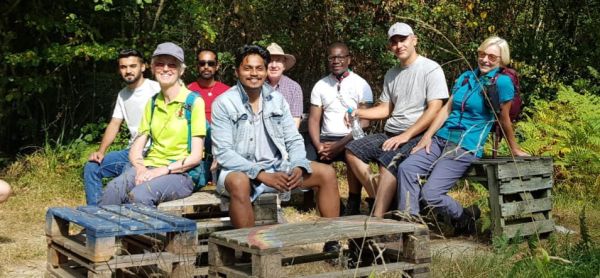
[46, 204, 196, 238]
[46, 204, 198, 263]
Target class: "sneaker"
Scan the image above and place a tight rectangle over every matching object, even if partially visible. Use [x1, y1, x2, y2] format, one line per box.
[344, 195, 362, 216]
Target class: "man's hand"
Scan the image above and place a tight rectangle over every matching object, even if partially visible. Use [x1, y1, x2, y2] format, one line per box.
[256, 171, 289, 192]
[382, 133, 411, 151]
[411, 136, 433, 154]
[286, 167, 303, 190]
[319, 141, 343, 161]
[210, 160, 218, 172]
[88, 151, 105, 163]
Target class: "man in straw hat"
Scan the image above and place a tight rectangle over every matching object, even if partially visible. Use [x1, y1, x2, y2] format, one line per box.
[266, 43, 303, 128]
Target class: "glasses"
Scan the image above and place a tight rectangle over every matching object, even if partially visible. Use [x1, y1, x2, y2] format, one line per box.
[327, 55, 349, 62]
[198, 60, 217, 67]
[153, 62, 178, 69]
[477, 51, 500, 62]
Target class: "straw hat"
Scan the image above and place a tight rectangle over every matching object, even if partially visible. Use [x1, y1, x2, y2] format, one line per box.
[266, 43, 296, 70]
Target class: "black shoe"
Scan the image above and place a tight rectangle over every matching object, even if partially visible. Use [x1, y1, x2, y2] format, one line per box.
[344, 193, 362, 216]
[347, 237, 375, 268]
[454, 205, 481, 236]
[323, 240, 342, 266]
[365, 197, 375, 214]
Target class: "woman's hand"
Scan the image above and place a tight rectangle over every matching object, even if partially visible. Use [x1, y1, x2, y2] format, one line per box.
[411, 136, 433, 154]
[511, 148, 531, 157]
[135, 167, 165, 185]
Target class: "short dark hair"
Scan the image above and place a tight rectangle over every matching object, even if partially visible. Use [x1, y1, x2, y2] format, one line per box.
[196, 48, 219, 63]
[328, 42, 350, 55]
[235, 44, 270, 68]
[118, 48, 144, 62]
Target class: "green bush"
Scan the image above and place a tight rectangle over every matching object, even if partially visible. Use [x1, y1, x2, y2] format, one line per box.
[516, 85, 600, 198]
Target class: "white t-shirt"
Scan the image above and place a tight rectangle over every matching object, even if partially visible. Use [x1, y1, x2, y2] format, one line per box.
[112, 78, 160, 142]
[310, 71, 373, 137]
[379, 56, 449, 134]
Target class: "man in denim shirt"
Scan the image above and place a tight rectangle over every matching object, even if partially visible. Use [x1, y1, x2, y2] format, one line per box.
[211, 45, 340, 229]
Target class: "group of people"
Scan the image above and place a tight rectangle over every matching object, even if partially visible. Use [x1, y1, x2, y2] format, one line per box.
[82, 22, 529, 241]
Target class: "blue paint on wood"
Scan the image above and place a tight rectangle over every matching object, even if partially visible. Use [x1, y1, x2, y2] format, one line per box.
[47, 205, 197, 238]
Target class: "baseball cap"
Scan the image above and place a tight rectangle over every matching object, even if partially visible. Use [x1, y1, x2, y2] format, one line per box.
[388, 22, 414, 39]
[152, 42, 184, 63]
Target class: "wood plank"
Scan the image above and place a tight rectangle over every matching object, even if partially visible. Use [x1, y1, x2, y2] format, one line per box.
[502, 219, 555, 238]
[46, 208, 120, 238]
[46, 262, 86, 278]
[210, 218, 423, 254]
[157, 191, 222, 211]
[501, 197, 552, 218]
[496, 158, 553, 180]
[485, 165, 504, 238]
[499, 177, 553, 194]
[103, 205, 197, 231]
[208, 242, 236, 267]
[76, 206, 153, 234]
[50, 242, 195, 271]
[50, 235, 115, 262]
[304, 261, 430, 278]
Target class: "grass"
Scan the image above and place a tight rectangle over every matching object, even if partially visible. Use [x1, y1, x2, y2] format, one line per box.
[0, 146, 599, 277]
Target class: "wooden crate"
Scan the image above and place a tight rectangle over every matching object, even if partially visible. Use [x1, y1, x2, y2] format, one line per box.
[157, 191, 280, 276]
[45, 204, 198, 277]
[208, 215, 431, 278]
[467, 156, 555, 239]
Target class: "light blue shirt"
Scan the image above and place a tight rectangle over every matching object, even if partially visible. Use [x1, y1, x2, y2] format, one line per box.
[211, 82, 311, 179]
[436, 67, 514, 157]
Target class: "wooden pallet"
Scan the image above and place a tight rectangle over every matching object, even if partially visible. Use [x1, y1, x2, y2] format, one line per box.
[467, 156, 555, 238]
[45, 204, 199, 277]
[208, 215, 431, 278]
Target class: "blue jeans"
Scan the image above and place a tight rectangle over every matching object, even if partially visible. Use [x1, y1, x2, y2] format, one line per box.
[83, 149, 130, 205]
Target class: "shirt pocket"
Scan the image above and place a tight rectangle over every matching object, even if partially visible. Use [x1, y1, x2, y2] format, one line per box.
[267, 110, 285, 138]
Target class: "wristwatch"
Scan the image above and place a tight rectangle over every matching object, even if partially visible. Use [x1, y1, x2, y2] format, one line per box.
[167, 164, 173, 175]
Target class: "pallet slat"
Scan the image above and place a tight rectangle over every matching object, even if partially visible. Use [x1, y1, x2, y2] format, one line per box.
[501, 197, 553, 217]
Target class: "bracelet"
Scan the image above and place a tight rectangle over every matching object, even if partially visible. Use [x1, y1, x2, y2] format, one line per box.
[167, 164, 172, 175]
[181, 157, 187, 170]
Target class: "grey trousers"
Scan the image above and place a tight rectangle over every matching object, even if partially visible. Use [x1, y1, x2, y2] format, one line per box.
[396, 136, 477, 219]
[101, 167, 194, 207]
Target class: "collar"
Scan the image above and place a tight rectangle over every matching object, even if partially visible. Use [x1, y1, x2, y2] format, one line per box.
[155, 86, 190, 105]
[332, 70, 350, 82]
[474, 67, 501, 79]
[236, 81, 274, 104]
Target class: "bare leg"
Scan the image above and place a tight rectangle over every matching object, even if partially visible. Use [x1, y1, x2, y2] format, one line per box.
[345, 151, 376, 197]
[301, 162, 340, 218]
[0, 179, 11, 204]
[372, 166, 397, 218]
[224, 172, 254, 228]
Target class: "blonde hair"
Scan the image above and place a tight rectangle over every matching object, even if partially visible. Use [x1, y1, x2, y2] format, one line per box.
[478, 36, 511, 66]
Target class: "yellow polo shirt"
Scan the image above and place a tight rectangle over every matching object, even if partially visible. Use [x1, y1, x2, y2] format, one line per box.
[139, 87, 206, 167]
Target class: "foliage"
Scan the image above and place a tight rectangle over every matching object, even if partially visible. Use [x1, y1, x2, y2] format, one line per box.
[514, 85, 600, 198]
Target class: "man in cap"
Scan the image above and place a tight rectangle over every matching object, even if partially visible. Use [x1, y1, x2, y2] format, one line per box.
[308, 42, 373, 215]
[266, 43, 303, 128]
[345, 22, 449, 217]
[83, 48, 160, 205]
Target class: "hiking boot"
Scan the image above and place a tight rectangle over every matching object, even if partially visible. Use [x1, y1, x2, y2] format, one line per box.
[454, 205, 481, 236]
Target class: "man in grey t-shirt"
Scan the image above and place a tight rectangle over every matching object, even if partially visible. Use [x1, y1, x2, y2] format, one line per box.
[345, 22, 449, 217]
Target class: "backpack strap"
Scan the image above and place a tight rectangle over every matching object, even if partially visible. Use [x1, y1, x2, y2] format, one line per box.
[147, 94, 159, 149]
[183, 92, 197, 154]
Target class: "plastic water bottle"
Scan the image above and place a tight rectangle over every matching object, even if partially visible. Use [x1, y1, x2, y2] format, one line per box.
[278, 156, 293, 202]
[348, 108, 365, 140]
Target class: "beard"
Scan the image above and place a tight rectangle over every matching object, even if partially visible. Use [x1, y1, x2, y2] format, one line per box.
[123, 72, 142, 85]
[199, 71, 215, 80]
